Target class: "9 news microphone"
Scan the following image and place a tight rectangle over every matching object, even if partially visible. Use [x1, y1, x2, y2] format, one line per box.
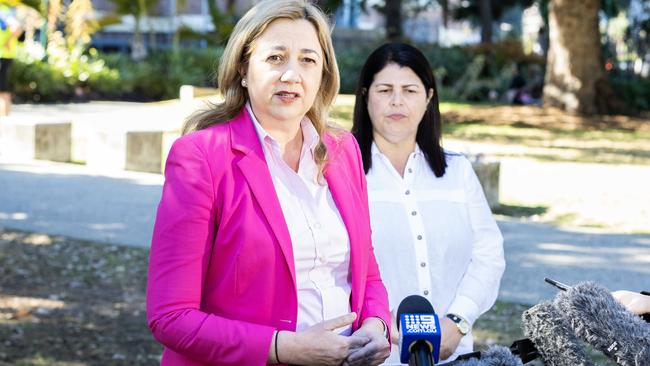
[554, 282, 650, 366]
[522, 300, 595, 366]
[397, 295, 441, 366]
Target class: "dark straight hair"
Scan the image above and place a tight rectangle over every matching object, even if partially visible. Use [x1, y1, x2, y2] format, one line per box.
[351, 43, 447, 177]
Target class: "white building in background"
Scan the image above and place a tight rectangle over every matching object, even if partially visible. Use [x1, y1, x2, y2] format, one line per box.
[333, 0, 480, 46]
[90, 0, 547, 50]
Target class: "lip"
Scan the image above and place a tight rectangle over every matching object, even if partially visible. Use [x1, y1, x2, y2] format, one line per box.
[274, 90, 301, 103]
[387, 113, 407, 120]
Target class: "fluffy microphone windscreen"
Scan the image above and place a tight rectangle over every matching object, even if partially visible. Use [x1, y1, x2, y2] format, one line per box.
[554, 282, 650, 366]
[522, 300, 595, 366]
[446, 346, 523, 366]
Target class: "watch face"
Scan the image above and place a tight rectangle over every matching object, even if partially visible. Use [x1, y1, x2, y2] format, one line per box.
[458, 320, 470, 335]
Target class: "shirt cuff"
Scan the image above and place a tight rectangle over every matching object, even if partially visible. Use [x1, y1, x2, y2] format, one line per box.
[446, 295, 481, 326]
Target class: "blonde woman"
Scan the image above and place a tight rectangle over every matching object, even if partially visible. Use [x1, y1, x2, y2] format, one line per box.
[146, 1, 390, 365]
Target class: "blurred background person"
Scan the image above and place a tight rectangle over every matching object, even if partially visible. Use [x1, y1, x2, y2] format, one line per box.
[352, 43, 505, 364]
[0, 3, 21, 116]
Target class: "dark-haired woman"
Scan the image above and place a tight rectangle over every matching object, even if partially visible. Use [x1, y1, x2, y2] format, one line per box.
[352, 43, 505, 364]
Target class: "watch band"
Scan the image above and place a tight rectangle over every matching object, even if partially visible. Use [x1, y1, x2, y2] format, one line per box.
[446, 313, 470, 335]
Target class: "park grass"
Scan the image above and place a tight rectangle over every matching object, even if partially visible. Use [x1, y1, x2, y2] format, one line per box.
[330, 95, 650, 165]
[0, 227, 620, 365]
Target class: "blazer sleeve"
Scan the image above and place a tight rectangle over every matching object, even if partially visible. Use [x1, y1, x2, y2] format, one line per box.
[446, 157, 506, 325]
[347, 135, 392, 336]
[146, 136, 274, 365]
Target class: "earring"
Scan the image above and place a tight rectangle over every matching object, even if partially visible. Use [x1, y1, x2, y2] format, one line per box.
[241, 79, 247, 87]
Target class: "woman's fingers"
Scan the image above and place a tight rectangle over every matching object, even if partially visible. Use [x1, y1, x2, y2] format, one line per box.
[320, 312, 357, 331]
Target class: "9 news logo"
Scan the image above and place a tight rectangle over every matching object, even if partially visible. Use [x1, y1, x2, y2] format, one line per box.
[404, 314, 438, 333]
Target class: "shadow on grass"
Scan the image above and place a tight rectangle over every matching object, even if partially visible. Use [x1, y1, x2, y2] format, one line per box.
[493, 204, 548, 218]
[0, 229, 161, 366]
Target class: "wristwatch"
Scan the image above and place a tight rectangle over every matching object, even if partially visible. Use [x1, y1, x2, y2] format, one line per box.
[446, 313, 470, 335]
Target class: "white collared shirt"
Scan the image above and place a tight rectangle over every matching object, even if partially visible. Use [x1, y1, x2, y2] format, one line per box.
[247, 104, 352, 335]
[367, 143, 505, 364]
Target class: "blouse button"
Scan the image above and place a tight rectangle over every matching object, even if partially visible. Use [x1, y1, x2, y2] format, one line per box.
[423, 290, 429, 296]
[408, 168, 413, 173]
[420, 262, 426, 267]
[417, 235, 423, 240]
[411, 211, 417, 216]
[405, 190, 410, 195]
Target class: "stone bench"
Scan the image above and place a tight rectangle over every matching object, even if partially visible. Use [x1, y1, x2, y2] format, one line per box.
[126, 130, 180, 174]
[472, 160, 500, 209]
[0, 121, 73, 162]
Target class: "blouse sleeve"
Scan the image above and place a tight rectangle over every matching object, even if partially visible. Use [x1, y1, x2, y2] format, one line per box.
[446, 157, 506, 325]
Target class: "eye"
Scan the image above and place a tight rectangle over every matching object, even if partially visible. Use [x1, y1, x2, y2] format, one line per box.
[407, 89, 418, 94]
[267, 55, 283, 63]
[302, 57, 317, 64]
[377, 89, 390, 93]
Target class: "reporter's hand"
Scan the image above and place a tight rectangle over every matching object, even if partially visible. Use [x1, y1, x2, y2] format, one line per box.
[344, 317, 390, 366]
[612, 290, 650, 316]
[439, 316, 463, 361]
[279, 313, 369, 366]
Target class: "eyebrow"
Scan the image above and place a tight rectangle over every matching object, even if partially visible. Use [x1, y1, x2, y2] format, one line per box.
[374, 83, 421, 88]
[269, 45, 321, 58]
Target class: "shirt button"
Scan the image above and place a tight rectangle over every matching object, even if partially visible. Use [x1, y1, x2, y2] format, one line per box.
[408, 168, 413, 173]
[405, 190, 410, 195]
[423, 290, 429, 296]
[417, 235, 423, 240]
[411, 211, 417, 216]
[420, 262, 426, 267]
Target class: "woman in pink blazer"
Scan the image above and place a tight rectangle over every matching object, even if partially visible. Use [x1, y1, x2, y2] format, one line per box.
[146, 1, 390, 365]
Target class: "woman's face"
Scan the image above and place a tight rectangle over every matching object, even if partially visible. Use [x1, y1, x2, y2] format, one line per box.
[367, 63, 431, 146]
[245, 18, 324, 125]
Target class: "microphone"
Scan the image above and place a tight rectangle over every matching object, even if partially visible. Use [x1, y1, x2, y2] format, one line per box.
[397, 295, 441, 366]
[444, 346, 524, 365]
[521, 300, 595, 366]
[553, 281, 650, 366]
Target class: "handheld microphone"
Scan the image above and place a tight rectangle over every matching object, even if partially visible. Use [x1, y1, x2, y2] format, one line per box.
[554, 282, 650, 366]
[444, 346, 524, 365]
[522, 300, 595, 366]
[397, 295, 441, 366]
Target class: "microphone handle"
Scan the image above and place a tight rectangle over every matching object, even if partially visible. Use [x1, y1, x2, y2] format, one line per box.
[408, 342, 434, 366]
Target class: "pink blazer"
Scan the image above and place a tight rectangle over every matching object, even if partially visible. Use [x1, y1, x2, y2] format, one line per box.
[146, 108, 390, 365]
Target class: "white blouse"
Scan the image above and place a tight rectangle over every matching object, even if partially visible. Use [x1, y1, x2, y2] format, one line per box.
[367, 143, 505, 364]
[247, 104, 353, 335]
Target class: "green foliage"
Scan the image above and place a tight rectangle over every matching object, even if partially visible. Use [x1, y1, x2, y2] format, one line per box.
[610, 77, 650, 111]
[10, 47, 223, 102]
[10, 47, 121, 102]
[451, 0, 535, 25]
[105, 48, 222, 101]
[336, 40, 542, 103]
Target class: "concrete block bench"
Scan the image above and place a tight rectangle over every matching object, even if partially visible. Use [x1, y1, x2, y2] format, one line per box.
[472, 160, 500, 210]
[126, 130, 180, 174]
[0, 120, 73, 162]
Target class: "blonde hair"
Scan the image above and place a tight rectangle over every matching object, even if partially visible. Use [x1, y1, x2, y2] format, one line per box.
[183, 0, 340, 172]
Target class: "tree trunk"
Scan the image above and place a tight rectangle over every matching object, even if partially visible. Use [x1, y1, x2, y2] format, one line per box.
[385, 0, 402, 42]
[478, 0, 492, 44]
[543, 0, 629, 115]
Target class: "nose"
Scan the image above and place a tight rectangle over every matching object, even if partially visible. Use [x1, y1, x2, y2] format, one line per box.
[280, 62, 301, 84]
[390, 90, 404, 107]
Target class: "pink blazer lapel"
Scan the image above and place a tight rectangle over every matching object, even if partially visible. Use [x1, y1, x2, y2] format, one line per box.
[229, 109, 296, 288]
